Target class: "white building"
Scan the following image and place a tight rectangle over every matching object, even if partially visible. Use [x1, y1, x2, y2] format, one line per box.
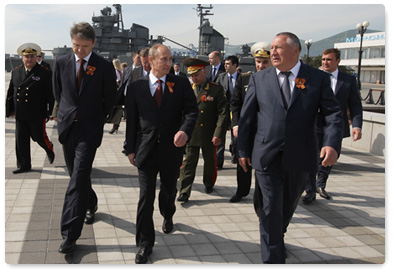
[335, 32, 385, 84]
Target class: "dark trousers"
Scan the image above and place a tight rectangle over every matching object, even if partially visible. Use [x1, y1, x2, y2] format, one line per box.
[136, 144, 180, 247]
[234, 137, 252, 197]
[216, 132, 226, 168]
[61, 122, 98, 241]
[15, 118, 53, 168]
[306, 133, 338, 193]
[255, 152, 308, 264]
[217, 129, 237, 168]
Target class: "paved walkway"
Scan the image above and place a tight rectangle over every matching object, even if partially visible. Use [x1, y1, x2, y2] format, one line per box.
[4, 115, 385, 264]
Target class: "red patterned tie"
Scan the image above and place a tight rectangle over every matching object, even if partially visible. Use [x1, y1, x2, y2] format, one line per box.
[154, 79, 163, 107]
[77, 59, 86, 91]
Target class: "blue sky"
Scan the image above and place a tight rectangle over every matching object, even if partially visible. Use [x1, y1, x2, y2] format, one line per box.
[2, 1, 387, 55]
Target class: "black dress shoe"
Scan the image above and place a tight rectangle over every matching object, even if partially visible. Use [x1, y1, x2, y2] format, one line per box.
[58, 239, 76, 254]
[302, 192, 316, 203]
[84, 206, 98, 224]
[177, 193, 189, 202]
[47, 150, 55, 164]
[317, 187, 331, 200]
[162, 219, 173, 234]
[12, 167, 31, 174]
[135, 246, 152, 264]
[229, 194, 242, 203]
[109, 124, 119, 134]
[205, 186, 213, 194]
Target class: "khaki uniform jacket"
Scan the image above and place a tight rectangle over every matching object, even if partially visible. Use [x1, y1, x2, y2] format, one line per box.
[188, 80, 228, 147]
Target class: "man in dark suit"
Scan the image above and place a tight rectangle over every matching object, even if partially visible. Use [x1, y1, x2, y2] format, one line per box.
[109, 48, 150, 134]
[173, 63, 187, 77]
[53, 22, 117, 254]
[238, 32, 343, 263]
[6, 43, 55, 174]
[206, 51, 225, 82]
[216, 55, 240, 169]
[37, 52, 52, 71]
[229, 42, 272, 203]
[303, 48, 363, 202]
[124, 44, 198, 264]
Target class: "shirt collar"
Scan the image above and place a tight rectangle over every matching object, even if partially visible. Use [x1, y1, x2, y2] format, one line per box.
[329, 68, 339, 79]
[149, 73, 166, 86]
[213, 62, 221, 70]
[75, 51, 92, 63]
[275, 60, 301, 78]
[228, 71, 238, 79]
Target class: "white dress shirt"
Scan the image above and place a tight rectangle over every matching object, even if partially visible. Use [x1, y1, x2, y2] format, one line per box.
[329, 68, 339, 93]
[75, 51, 92, 77]
[149, 73, 166, 97]
[275, 60, 301, 96]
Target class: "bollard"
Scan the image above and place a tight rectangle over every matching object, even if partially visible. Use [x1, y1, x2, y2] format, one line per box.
[375, 91, 385, 105]
[365, 88, 375, 104]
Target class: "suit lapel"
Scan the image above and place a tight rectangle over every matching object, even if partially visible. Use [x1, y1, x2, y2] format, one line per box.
[267, 67, 286, 110]
[80, 52, 97, 94]
[335, 72, 345, 95]
[290, 64, 310, 107]
[141, 74, 157, 107]
[161, 76, 172, 108]
[67, 53, 79, 95]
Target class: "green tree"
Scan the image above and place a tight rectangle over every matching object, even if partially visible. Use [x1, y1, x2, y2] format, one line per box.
[301, 54, 355, 75]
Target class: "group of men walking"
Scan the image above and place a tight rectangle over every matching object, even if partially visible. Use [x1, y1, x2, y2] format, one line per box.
[6, 21, 362, 264]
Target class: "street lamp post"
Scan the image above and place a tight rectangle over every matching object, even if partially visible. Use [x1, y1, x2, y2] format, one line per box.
[305, 39, 312, 65]
[356, 21, 370, 90]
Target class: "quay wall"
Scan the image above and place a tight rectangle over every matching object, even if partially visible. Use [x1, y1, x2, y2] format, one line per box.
[342, 111, 385, 156]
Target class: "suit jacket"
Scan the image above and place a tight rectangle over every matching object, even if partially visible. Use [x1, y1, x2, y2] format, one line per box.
[216, 71, 240, 103]
[230, 71, 253, 128]
[175, 71, 187, 78]
[317, 71, 362, 138]
[53, 51, 117, 147]
[188, 80, 228, 147]
[6, 63, 54, 119]
[206, 63, 225, 82]
[125, 73, 198, 168]
[238, 62, 343, 172]
[116, 66, 146, 106]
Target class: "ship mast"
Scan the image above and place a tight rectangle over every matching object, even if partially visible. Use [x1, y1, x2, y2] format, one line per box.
[195, 4, 213, 55]
[113, 4, 124, 32]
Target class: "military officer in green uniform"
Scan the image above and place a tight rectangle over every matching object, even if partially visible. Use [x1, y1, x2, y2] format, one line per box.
[6, 43, 55, 174]
[177, 58, 228, 202]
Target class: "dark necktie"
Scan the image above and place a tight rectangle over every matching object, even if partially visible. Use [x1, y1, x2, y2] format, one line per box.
[281, 71, 292, 106]
[25, 69, 30, 78]
[77, 59, 86, 91]
[154, 79, 163, 107]
[212, 67, 216, 81]
[229, 75, 234, 93]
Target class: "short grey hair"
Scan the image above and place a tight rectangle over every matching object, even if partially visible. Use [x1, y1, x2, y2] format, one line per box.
[276, 32, 301, 51]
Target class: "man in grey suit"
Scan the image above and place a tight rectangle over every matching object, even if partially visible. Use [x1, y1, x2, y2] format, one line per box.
[303, 48, 363, 202]
[238, 32, 343, 263]
[216, 55, 240, 168]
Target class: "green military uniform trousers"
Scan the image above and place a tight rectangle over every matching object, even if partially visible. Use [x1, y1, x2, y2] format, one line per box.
[178, 143, 217, 197]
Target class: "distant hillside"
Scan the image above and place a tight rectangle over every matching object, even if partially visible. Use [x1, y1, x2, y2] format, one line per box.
[299, 29, 382, 57]
[170, 29, 383, 58]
